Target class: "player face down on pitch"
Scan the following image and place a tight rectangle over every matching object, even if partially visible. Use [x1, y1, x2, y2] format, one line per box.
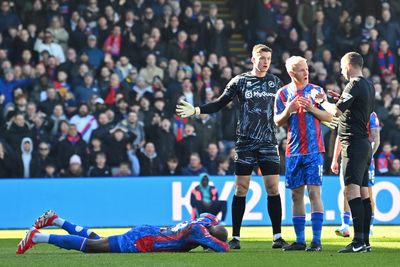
[17, 211, 229, 254]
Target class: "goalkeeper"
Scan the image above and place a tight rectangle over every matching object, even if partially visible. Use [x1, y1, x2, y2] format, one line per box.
[177, 44, 289, 250]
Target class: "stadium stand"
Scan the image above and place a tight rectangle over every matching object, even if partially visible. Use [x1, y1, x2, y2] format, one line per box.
[0, 0, 399, 178]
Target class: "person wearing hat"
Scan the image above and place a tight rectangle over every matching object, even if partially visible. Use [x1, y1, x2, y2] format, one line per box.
[81, 34, 104, 70]
[63, 154, 85, 177]
[190, 173, 227, 224]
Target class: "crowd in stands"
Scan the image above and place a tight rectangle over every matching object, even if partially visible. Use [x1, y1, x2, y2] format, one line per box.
[0, 0, 399, 178]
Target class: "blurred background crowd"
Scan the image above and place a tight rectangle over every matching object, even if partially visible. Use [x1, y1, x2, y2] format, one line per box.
[0, 0, 399, 178]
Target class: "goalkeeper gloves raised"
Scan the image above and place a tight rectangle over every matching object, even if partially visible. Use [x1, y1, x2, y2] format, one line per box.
[176, 100, 200, 118]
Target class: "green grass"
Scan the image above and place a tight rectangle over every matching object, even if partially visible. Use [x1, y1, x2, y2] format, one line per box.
[2, 226, 400, 267]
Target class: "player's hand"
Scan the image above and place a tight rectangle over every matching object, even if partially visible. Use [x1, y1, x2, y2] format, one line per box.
[287, 96, 300, 113]
[321, 116, 339, 130]
[331, 160, 339, 174]
[176, 99, 199, 118]
[298, 96, 314, 112]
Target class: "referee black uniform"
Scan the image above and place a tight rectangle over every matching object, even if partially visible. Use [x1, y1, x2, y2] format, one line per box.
[336, 75, 374, 248]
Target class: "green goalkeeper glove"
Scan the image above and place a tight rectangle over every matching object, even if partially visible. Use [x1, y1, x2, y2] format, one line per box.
[321, 116, 339, 130]
[176, 100, 200, 118]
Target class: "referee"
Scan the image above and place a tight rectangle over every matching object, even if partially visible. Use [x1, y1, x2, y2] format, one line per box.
[176, 44, 288, 249]
[315, 52, 374, 253]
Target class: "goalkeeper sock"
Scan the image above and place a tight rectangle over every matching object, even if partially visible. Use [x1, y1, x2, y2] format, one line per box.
[48, 234, 87, 251]
[267, 195, 282, 238]
[232, 195, 246, 237]
[293, 215, 306, 244]
[61, 220, 100, 240]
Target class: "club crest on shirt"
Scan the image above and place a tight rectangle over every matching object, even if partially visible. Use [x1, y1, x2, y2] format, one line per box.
[268, 81, 275, 87]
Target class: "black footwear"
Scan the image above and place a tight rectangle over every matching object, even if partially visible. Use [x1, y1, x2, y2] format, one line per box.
[228, 238, 241, 249]
[272, 237, 288, 249]
[365, 243, 372, 252]
[338, 241, 366, 253]
[306, 242, 322, 252]
[282, 242, 306, 251]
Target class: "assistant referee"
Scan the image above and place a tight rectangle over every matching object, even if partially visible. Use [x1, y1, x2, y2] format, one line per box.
[315, 52, 374, 253]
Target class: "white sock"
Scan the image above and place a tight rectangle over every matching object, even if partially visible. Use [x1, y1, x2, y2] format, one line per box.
[53, 218, 65, 227]
[273, 233, 282, 241]
[232, 236, 240, 241]
[32, 233, 50, 243]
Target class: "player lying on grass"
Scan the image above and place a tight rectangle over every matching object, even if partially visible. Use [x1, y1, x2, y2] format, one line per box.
[17, 211, 229, 254]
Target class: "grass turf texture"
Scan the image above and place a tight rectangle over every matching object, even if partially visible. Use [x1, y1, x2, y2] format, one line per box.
[2, 226, 399, 267]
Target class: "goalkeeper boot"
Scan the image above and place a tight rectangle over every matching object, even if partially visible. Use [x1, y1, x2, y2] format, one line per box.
[33, 210, 58, 229]
[228, 238, 241, 249]
[16, 229, 39, 254]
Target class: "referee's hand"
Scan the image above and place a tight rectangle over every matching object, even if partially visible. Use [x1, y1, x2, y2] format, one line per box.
[176, 99, 199, 118]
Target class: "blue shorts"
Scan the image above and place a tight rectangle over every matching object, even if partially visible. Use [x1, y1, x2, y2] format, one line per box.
[285, 153, 323, 189]
[108, 225, 160, 253]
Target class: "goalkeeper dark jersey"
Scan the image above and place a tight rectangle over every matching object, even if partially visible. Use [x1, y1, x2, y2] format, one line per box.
[199, 72, 283, 145]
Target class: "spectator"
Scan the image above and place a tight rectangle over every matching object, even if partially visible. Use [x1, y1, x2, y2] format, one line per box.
[176, 123, 202, 166]
[0, 68, 32, 106]
[139, 54, 164, 85]
[63, 154, 85, 177]
[46, 16, 69, 52]
[216, 156, 232, 176]
[163, 156, 181, 175]
[34, 31, 65, 63]
[5, 113, 34, 151]
[87, 152, 112, 177]
[103, 25, 122, 59]
[69, 103, 98, 143]
[0, 1, 21, 34]
[376, 142, 396, 175]
[112, 161, 132, 177]
[390, 158, 400, 176]
[202, 143, 219, 175]
[74, 73, 100, 103]
[81, 35, 104, 70]
[56, 123, 88, 174]
[13, 137, 40, 178]
[137, 142, 164, 176]
[193, 113, 220, 152]
[181, 152, 208, 176]
[0, 140, 13, 177]
[190, 173, 227, 222]
[104, 125, 133, 168]
[43, 162, 59, 178]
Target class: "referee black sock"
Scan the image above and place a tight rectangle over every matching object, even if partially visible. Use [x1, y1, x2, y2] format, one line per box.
[232, 195, 246, 238]
[363, 198, 372, 245]
[348, 197, 365, 243]
[267, 195, 282, 236]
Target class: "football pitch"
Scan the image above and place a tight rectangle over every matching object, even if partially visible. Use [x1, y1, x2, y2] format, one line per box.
[2, 226, 399, 267]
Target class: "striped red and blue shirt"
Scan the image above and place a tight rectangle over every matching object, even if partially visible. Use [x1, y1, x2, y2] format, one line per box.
[275, 83, 325, 156]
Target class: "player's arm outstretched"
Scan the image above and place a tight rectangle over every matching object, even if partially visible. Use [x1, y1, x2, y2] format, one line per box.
[188, 224, 230, 252]
[176, 76, 240, 118]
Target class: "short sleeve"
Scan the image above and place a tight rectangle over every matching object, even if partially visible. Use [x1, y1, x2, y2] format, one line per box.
[274, 88, 287, 116]
[336, 80, 359, 112]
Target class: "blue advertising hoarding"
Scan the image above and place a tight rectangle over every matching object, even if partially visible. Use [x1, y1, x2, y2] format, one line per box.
[0, 176, 399, 229]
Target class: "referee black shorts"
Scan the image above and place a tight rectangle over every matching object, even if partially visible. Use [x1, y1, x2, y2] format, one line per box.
[341, 138, 372, 187]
